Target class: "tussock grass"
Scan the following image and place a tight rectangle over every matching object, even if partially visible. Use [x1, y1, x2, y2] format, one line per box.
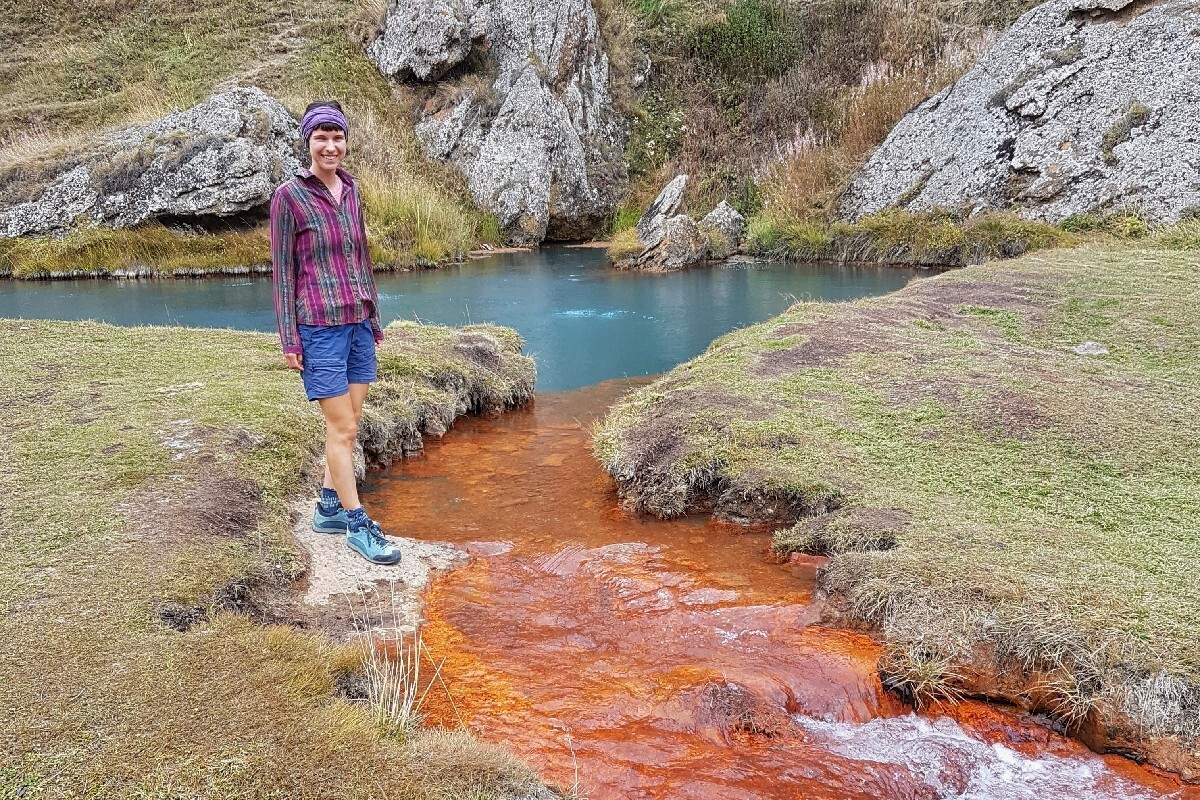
[595, 245, 1200, 755]
[0, 318, 540, 796]
[606, 226, 644, 262]
[0, 224, 271, 278]
[746, 209, 1071, 267]
[1, 0, 493, 274]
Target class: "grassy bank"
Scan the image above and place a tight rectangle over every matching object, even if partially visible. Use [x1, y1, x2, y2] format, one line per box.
[0, 318, 542, 797]
[1, 0, 497, 274]
[593, 245, 1200, 774]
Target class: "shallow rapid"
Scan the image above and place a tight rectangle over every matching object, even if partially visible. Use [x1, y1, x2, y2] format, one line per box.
[368, 381, 1197, 800]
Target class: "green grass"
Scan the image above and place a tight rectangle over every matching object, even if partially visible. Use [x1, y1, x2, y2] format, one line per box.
[594, 245, 1200, 756]
[0, 318, 540, 797]
[0, 0, 492, 274]
[744, 209, 1071, 267]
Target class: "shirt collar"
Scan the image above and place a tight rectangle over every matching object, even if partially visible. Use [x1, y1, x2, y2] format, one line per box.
[295, 167, 355, 188]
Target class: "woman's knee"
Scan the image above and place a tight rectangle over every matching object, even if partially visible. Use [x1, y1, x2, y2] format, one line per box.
[326, 417, 359, 448]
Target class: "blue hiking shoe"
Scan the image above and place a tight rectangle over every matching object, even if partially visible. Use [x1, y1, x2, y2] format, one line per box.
[312, 503, 350, 534]
[347, 516, 402, 565]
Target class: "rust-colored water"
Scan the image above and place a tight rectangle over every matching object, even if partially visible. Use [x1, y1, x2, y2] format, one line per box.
[369, 380, 1197, 800]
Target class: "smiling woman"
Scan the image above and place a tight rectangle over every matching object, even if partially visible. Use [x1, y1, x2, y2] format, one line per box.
[270, 99, 404, 566]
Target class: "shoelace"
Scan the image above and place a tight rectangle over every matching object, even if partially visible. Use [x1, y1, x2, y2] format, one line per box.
[365, 520, 392, 548]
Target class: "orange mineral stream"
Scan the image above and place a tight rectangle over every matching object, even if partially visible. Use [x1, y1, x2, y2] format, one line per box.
[369, 379, 1197, 800]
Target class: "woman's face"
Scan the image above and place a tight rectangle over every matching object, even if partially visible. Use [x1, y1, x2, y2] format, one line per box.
[308, 128, 346, 173]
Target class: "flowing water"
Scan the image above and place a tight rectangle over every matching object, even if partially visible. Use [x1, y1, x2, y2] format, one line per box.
[368, 381, 1198, 800]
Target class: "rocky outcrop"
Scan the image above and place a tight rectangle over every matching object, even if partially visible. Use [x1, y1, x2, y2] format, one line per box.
[0, 88, 300, 238]
[616, 176, 721, 272]
[840, 0, 1200, 224]
[700, 201, 746, 259]
[635, 214, 710, 272]
[367, 0, 489, 81]
[635, 174, 687, 241]
[371, 0, 629, 244]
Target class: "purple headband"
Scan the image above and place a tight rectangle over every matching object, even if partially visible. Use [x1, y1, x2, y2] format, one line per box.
[300, 107, 349, 142]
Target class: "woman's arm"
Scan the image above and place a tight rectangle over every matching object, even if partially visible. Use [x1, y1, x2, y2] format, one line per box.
[270, 189, 304, 359]
[355, 183, 385, 344]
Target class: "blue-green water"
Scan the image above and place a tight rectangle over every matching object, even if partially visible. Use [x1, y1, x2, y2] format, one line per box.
[0, 248, 920, 391]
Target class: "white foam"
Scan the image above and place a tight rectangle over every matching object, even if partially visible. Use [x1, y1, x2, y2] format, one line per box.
[794, 713, 1167, 800]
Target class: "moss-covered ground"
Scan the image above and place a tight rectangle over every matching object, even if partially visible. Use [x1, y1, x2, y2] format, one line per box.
[594, 245, 1200, 768]
[0, 318, 541, 798]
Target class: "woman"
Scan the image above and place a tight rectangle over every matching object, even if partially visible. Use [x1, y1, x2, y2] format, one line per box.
[270, 100, 401, 565]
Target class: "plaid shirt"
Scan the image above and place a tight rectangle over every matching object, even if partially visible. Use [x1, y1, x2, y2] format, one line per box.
[270, 168, 383, 355]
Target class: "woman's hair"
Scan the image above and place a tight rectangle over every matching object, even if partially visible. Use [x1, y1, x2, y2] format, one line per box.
[304, 100, 346, 136]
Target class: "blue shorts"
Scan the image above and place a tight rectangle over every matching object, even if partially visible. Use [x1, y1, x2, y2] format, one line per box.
[298, 319, 377, 401]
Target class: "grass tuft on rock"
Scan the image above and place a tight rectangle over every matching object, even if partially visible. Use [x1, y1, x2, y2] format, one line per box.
[0, 317, 539, 796]
[594, 245, 1200, 764]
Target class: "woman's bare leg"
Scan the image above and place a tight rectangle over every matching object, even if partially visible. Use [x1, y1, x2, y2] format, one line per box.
[324, 383, 369, 491]
[318, 392, 361, 511]
[322, 383, 370, 494]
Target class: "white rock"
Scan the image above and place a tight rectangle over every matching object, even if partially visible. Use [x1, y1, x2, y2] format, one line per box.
[380, 0, 629, 243]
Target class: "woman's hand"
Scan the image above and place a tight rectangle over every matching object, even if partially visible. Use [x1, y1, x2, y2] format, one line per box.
[285, 352, 303, 371]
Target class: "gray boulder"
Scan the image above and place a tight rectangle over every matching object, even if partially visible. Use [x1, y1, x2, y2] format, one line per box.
[839, 0, 1200, 224]
[367, 0, 489, 81]
[0, 88, 300, 238]
[700, 200, 746, 258]
[634, 214, 710, 272]
[375, 0, 629, 243]
[617, 176, 713, 271]
[636, 174, 688, 241]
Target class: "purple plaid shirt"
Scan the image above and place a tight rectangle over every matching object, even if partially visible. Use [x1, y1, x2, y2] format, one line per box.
[270, 167, 383, 355]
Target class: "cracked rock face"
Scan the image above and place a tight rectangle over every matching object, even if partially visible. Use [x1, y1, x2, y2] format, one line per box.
[1, 88, 300, 238]
[839, 0, 1200, 224]
[373, 0, 629, 243]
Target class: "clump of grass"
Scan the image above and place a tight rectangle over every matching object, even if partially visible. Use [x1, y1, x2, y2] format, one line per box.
[1060, 209, 1151, 239]
[347, 583, 457, 741]
[607, 226, 643, 262]
[744, 209, 1069, 267]
[1151, 218, 1200, 250]
[0, 224, 270, 278]
[360, 170, 482, 268]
